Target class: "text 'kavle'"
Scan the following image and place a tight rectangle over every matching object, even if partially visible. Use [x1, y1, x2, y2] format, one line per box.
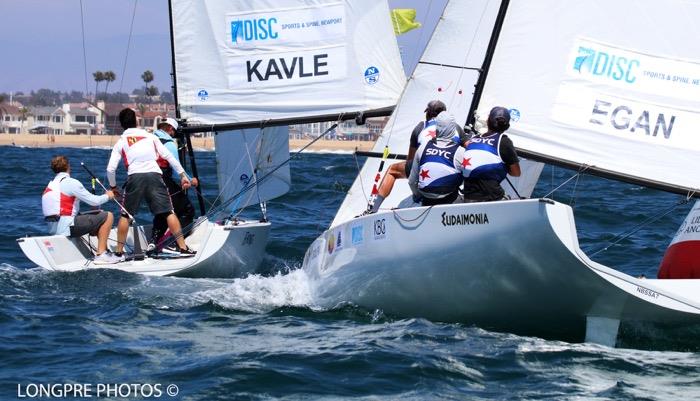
[247, 54, 329, 82]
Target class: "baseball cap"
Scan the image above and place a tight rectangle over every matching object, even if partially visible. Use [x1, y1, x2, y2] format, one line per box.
[424, 100, 447, 115]
[487, 106, 511, 132]
[163, 117, 179, 131]
[489, 106, 511, 122]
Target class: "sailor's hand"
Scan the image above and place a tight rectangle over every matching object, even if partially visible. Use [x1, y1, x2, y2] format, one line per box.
[181, 176, 191, 189]
[106, 190, 115, 200]
[191, 178, 199, 187]
[110, 186, 121, 198]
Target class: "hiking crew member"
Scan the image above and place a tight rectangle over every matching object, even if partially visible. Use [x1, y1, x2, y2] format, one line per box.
[409, 112, 465, 206]
[369, 100, 468, 213]
[151, 118, 197, 246]
[460, 106, 521, 202]
[42, 155, 119, 265]
[106, 108, 194, 256]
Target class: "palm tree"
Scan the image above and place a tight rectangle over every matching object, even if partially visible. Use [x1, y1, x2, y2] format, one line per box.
[92, 71, 105, 101]
[103, 71, 116, 97]
[141, 70, 154, 86]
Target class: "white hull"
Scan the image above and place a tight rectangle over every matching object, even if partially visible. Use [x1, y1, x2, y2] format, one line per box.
[303, 200, 700, 344]
[18, 218, 269, 278]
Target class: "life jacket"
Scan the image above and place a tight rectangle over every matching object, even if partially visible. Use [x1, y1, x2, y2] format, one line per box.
[461, 133, 507, 182]
[41, 175, 77, 217]
[415, 119, 438, 148]
[417, 140, 462, 195]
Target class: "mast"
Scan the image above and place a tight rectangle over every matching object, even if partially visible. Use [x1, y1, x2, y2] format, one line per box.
[465, 0, 510, 127]
[168, 0, 206, 216]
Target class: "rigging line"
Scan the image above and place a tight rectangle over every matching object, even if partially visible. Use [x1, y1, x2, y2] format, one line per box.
[589, 196, 691, 257]
[542, 165, 592, 199]
[118, 0, 139, 94]
[158, 123, 340, 250]
[79, 0, 90, 98]
[418, 61, 480, 71]
[251, 127, 267, 219]
[206, 133, 254, 211]
[448, 0, 490, 108]
[392, 205, 432, 223]
[353, 150, 370, 204]
[407, 0, 436, 80]
[569, 170, 584, 208]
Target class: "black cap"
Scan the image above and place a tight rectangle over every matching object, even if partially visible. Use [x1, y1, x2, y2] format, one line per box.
[424, 100, 447, 118]
[487, 106, 511, 132]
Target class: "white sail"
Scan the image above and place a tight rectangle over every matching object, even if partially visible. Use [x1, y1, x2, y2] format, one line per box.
[332, 0, 533, 226]
[214, 126, 291, 208]
[171, 0, 406, 124]
[478, 0, 700, 194]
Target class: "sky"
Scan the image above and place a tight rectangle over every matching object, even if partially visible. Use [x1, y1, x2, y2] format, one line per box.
[0, 0, 446, 94]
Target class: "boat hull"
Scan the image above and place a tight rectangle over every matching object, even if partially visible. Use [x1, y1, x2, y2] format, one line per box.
[17, 219, 270, 278]
[303, 199, 700, 343]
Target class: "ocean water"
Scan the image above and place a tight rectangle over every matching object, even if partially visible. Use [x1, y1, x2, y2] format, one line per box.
[1, 145, 698, 400]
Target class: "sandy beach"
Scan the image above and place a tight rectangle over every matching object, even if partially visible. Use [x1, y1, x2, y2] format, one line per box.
[0, 133, 374, 153]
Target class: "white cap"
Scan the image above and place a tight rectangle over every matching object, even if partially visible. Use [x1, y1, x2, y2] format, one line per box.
[163, 118, 179, 131]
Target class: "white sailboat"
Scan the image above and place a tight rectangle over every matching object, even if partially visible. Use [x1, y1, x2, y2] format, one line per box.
[18, 0, 406, 278]
[302, 0, 700, 346]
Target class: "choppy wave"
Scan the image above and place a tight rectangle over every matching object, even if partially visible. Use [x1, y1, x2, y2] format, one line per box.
[2, 147, 697, 400]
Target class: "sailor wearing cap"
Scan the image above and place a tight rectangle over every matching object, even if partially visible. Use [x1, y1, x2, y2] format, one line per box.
[367, 100, 469, 214]
[459, 106, 521, 202]
[151, 117, 197, 247]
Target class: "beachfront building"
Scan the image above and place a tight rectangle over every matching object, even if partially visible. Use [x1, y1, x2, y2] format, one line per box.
[27, 106, 66, 135]
[62, 103, 101, 135]
[0, 103, 24, 134]
[289, 117, 388, 142]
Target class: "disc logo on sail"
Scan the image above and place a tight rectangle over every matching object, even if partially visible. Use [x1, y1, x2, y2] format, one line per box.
[573, 45, 639, 84]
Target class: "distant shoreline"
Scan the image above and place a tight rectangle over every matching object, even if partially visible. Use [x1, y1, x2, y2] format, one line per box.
[0, 133, 374, 153]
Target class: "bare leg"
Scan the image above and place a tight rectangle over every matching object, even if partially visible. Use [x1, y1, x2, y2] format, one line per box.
[116, 216, 130, 253]
[377, 162, 407, 197]
[96, 212, 113, 254]
[371, 162, 407, 212]
[166, 213, 188, 249]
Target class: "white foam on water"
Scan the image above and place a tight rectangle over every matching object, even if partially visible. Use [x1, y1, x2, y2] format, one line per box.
[516, 338, 700, 400]
[190, 268, 316, 313]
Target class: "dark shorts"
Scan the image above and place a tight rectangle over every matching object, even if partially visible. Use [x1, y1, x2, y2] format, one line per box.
[123, 172, 173, 218]
[70, 210, 108, 237]
[404, 160, 413, 177]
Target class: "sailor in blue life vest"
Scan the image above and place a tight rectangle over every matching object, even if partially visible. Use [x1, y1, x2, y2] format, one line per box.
[369, 100, 469, 213]
[151, 118, 197, 248]
[459, 106, 521, 202]
[41, 155, 120, 265]
[408, 111, 466, 206]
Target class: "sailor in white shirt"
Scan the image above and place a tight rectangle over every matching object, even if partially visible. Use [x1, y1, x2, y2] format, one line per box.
[106, 108, 194, 256]
[42, 155, 120, 264]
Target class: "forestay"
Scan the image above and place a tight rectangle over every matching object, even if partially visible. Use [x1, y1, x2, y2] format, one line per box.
[478, 0, 700, 194]
[214, 127, 291, 209]
[333, 0, 526, 226]
[171, 0, 405, 124]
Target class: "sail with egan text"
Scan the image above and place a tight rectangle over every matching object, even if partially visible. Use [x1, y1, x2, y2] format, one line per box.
[477, 0, 700, 195]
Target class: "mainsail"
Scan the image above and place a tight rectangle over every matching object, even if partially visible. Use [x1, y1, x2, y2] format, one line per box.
[332, 0, 542, 225]
[477, 0, 700, 195]
[171, 0, 405, 124]
[171, 0, 406, 209]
